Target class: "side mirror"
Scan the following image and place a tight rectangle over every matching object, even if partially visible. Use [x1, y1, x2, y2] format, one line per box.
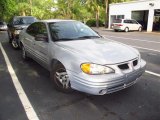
[35, 34, 48, 42]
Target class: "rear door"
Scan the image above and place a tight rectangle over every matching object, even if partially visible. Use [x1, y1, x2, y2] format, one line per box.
[124, 20, 133, 30]
[33, 22, 49, 69]
[23, 22, 38, 56]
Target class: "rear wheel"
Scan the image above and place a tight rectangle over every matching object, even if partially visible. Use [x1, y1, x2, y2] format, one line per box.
[51, 63, 73, 93]
[124, 27, 129, 32]
[114, 29, 118, 32]
[11, 38, 19, 49]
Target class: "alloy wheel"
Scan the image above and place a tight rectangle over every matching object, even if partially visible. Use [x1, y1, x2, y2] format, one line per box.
[12, 39, 19, 49]
[54, 68, 70, 89]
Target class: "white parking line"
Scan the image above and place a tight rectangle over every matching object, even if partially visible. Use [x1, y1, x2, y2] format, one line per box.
[132, 46, 160, 53]
[0, 43, 39, 120]
[104, 37, 160, 53]
[146, 71, 160, 77]
[105, 35, 160, 44]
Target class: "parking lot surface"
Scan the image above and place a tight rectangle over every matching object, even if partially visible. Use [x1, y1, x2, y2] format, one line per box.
[0, 30, 160, 120]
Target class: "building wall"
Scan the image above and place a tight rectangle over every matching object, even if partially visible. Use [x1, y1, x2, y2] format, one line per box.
[109, 0, 160, 32]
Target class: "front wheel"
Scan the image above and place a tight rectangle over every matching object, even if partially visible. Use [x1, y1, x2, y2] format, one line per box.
[138, 27, 142, 32]
[11, 39, 19, 49]
[51, 63, 73, 93]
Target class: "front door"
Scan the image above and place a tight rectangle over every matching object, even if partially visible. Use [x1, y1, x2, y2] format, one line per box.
[25, 22, 39, 56]
[131, 20, 140, 30]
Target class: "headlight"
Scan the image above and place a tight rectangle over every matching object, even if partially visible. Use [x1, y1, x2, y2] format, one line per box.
[14, 30, 21, 35]
[81, 63, 115, 75]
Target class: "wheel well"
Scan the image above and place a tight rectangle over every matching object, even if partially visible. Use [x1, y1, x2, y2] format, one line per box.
[50, 59, 64, 71]
[19, 42, 23, 49]
[124, 27, 129, 31]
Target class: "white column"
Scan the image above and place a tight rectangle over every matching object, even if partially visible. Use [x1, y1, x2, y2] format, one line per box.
[147, 9, 154, 32]
[108, 14, 111, 29]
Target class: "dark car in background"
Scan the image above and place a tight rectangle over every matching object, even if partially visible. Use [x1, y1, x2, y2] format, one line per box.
[0, 21, 8, 31]
[7, 16, 37, 49]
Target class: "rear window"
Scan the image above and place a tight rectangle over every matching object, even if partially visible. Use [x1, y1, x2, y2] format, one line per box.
[113, 19, 122, 23]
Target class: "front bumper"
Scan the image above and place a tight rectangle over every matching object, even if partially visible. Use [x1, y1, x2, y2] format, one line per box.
[69, 59, 146, 95]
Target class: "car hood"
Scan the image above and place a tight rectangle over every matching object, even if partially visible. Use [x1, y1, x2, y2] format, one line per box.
[14, 25, 29, 29]
[56, 38, 138, 64]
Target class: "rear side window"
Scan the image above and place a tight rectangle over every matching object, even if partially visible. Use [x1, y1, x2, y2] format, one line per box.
[26, 22, 47, 37]
[124, 20, 131, 23]
[26, 22, 39, 36]
[113, 19, 122, 23]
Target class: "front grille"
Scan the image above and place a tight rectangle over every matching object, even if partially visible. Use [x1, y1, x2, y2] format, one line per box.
[118, 63, 129, 70]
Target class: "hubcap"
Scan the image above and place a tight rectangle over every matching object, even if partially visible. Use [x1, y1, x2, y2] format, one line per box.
[55, 70, 70, 89]
[12, 39, 18, 48]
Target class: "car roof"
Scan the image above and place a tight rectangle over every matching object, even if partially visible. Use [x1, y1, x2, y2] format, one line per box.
[38, 19, 76, 23]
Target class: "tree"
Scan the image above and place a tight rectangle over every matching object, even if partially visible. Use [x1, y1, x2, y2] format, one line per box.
[85, 0, 104, 27]
[0, 0, 16, 21]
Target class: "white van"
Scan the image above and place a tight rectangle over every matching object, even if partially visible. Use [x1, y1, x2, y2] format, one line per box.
[112, 19, 142, 32]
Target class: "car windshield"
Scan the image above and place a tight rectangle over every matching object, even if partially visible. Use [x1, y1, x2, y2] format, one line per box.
[113, 19, 122, 23]
[49, 21, 100, 41]
[13, 17, 36, 25]
[0, 22, 5, 25]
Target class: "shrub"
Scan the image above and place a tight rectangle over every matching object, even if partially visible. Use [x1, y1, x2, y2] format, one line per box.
[86, 19, 104, 27]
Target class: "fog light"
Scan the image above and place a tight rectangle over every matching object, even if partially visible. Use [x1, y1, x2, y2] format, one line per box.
[99, 89, 107, 95]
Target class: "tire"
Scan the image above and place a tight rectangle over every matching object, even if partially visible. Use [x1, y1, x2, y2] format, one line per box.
[138, 27, 142, 32]
[22, 45, 29, 60]
[124, 27, 129, 32]
[50, 63, 73, 93]
[11, 38, 19, 49]
[114, 29, 118, 32]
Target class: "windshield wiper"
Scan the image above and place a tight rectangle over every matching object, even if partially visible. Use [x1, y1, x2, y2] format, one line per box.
[77, 36, 101, 39]
[55, 38, 75, 41]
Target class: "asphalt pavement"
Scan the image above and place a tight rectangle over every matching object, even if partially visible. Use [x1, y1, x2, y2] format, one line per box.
[0, 30, 160, 120]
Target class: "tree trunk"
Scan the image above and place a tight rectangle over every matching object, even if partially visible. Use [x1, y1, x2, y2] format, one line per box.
[105, 0, 109, 28]
[22, 10, 26, 16]
[29, 0, 32, 15]
[96, 9, 99, 28]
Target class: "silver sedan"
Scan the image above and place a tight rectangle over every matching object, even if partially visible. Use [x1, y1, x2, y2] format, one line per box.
[19, 20, 146, 95]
